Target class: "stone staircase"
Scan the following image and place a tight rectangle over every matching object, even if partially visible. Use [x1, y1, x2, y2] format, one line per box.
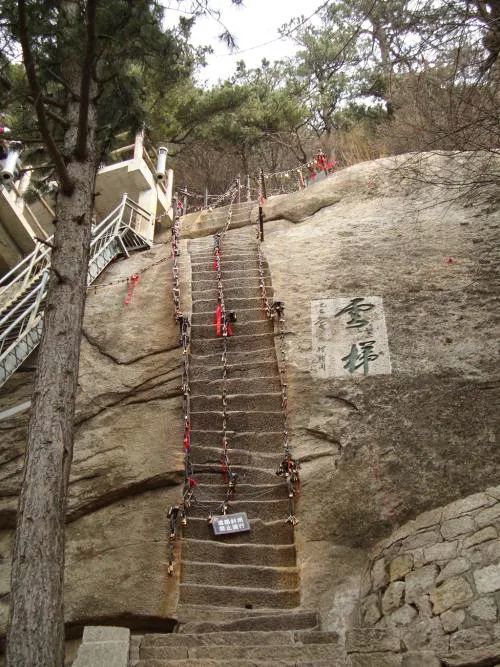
[130, 211, 346, 665]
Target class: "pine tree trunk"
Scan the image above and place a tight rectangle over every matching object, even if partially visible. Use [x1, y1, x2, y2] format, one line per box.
[6, 171, 95, 667]
[7, 11, 97, 659]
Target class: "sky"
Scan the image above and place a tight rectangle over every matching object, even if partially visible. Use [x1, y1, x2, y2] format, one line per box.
[162, 0, 321, 86]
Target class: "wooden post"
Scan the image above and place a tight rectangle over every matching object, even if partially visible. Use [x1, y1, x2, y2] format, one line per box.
[246, 174, 251, 201]
[237, 174, 241, 204]
[183, 186, 187, 215]
[204, 187, 208, 208]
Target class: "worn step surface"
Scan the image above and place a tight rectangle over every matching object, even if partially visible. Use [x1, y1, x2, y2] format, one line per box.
[191, 392, 282, 413]
[190, 333, 276, 355]
[181, 540, 296, 567]
[141, 630, 337, 648]
[190, 375, 280, 396]
[176, 607, 319, 633]
[190, 431, 284, 452]
[189, 499, 289, 522]
[140, 644, 338, 661]
[192, 321, 272, 339]
[192, 307, 269, 326]
[179, 582, 300, 609]
[181, 561, 298, 589]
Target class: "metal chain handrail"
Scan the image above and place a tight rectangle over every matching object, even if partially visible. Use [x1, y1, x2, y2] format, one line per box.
[166, 208, 194, 576]
[210, 188, 239, 522]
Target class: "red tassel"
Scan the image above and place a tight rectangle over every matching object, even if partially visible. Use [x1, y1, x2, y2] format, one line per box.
[227, 322, 234, 337]
[188, 477, 198, 488]
[215, 303, 222, 337]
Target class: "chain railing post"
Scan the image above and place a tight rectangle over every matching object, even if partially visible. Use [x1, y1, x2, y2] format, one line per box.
[260, 168, 267, 200]
[115, 192, 128, 235]
[258, 168, 265, 242]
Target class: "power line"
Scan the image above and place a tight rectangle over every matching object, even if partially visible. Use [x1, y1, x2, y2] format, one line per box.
[209, 0, 332, 58]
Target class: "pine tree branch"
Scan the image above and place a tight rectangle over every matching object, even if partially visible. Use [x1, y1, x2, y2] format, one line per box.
[75, 0, 97, 160]
[17, 0, 74, 195]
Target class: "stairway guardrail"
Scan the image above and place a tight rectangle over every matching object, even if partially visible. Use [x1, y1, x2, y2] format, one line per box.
[0, 194, 152, 387]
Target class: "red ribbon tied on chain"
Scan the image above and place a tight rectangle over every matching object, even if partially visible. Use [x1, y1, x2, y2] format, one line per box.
[215, 303, 223, 337]
[124, 273, 140, 305]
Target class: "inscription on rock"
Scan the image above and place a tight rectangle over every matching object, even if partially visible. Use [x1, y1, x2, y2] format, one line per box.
[311, 296, 391, 378]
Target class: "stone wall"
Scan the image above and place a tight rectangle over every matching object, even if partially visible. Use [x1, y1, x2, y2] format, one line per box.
[354, 488, 500, 664]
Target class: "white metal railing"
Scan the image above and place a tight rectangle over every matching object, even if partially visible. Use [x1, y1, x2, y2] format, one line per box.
[0, 194, 152, 386]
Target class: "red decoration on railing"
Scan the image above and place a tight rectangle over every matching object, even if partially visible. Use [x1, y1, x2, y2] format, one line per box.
[215, 303, 223, 337]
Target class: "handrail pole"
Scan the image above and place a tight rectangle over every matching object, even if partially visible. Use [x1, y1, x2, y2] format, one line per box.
[115, 193, 128, 235]
[27, 271, 48, 329]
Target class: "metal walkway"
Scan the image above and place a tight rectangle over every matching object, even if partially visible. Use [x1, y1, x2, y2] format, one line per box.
[0, 194, 152, 387]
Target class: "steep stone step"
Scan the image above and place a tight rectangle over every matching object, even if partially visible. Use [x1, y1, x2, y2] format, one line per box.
[192, 277, 269, 293]
[181, 561, 298, 590]
[190, 410, 284, 432]
[177, 608, 319, 633]
[192, 483, 285, 501]
[185, 518, 293, 544]
[140, 644, 339, 662]
[193, 296, 263, 314]
[189, 499, 289, 521]
[190, 360, 278, 382]
[140, 630, 338, 648]
[192, 464, 280, 485]
[188, 445, 277, 467]
[190, 252, 257, 263]
[192, 307, 268, 326]
[181, 539, 296, 567]
[190, 350, 277, 372]
[192, 268, 267, 281]
[179, 582, 300, 609]
[191, 259, 259, 273]
[192, 287, 269, 305]
[190, 333, 276, 355]
[136, 660, 339, 666]
[188, 240, 255, 251]
[190, 375, 280, 396]
[191, 392, 282, 413]
[190, 431, 284, 452]
[144, 645, 342, 662]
